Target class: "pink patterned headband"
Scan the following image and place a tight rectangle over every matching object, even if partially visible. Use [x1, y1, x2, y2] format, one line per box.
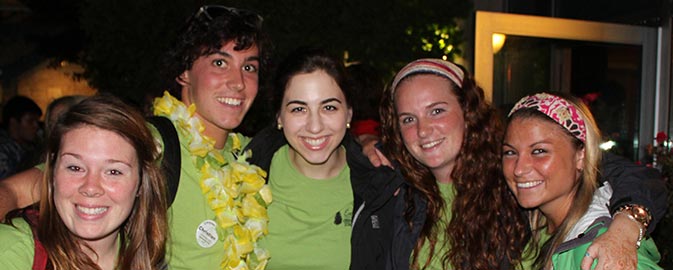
[509, 93, 587, 142]
[390, 58, 464, 98]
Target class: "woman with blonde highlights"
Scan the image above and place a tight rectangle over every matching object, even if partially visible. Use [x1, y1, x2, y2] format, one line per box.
[0, 95, 168, 269]
[503, 92, 661, 269]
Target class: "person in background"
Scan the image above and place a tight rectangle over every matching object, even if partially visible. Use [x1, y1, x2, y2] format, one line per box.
[0, 95, 168, 269]
[0, 5, 271, 269]
[0, 96, 42, 179]
[378, 58, 668, 269]
[503, 92, 661, 269]
[44, 95, 87, 134]
[247, 47, 423, 270]
[347, 63, 385, 146]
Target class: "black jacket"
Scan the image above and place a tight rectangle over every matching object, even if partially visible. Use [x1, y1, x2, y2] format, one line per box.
[601, 152, 668, 234]
[245, 126, 424, 270]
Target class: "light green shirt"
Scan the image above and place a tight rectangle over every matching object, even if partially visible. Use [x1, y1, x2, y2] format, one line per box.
[155, 125, 252, 269]
[415, 181, 455, 269]
[0, 218, 34, 269]
[260, 145, 353, 270]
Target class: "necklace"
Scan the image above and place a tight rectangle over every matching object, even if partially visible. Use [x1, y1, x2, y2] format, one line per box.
[153, 91, 271, 269]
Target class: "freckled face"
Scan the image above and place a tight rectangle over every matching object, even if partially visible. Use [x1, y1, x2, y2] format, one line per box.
[502, 117, 584, 217]
[180, 41, 260, 140]
[394, 74, 464, 181]
[53, 126, 140, 243]
[278, 70, 352, 169]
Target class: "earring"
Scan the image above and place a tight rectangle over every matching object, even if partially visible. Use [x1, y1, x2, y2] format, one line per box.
[346, 122, 351, 129]
[277, 123, 283, 130]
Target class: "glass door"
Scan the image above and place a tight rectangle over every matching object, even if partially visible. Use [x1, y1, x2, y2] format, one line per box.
[474, 11, 664, 162]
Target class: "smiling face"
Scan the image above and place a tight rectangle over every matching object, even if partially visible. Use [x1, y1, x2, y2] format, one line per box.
[394, 74, 464, 182]
[277, 70, 352, 175]
[53, 125, 140, 244]
[502, 116, 584, 225]
[179, 41, 260, 144]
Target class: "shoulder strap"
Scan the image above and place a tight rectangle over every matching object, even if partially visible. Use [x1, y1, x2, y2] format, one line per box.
[22, 208, 48, 270]
[147, 116, 181, 207]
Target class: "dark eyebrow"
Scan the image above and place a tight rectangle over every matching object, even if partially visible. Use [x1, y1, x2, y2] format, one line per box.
[61, 153, 133, 167]
[213, 51, 232, 58]
[285, 98, 343, 107]
[321, 98, 342, 105]
[213, 51, 260, 62]
[286, 100, 307, 107]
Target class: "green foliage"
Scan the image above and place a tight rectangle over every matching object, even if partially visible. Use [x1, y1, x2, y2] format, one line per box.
[77, 0, 471, 106]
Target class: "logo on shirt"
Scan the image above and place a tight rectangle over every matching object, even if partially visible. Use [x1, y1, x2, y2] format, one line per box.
[334, 207, 353, 227]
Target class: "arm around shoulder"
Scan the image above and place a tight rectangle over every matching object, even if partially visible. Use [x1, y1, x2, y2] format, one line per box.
[0, 167, 43, 220]
[601, 152, 668, 233]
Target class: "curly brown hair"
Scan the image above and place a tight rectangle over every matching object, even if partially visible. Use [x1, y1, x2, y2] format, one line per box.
[380, 62, 528, 269]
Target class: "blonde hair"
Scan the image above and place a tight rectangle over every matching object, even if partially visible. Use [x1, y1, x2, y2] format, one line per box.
[508, 93, 602, 269]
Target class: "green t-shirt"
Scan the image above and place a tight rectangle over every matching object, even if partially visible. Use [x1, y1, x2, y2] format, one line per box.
[259, 145, 353, 270]
[518, 229, 550, 269]
[415, 181, 455, 269]
[0, 218, 34, 269]
[156, 126, 252, 269]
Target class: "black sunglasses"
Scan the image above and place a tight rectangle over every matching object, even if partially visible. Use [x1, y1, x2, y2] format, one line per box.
[194, 5, 263, 28]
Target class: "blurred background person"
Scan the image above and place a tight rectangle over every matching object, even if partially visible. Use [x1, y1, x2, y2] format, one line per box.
[347, 63, 385, 146]
[44, 95, 87, 134]
[0, 96, 43, 179]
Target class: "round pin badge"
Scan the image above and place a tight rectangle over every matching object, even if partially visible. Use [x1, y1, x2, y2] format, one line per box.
[196, 220, 218, 248]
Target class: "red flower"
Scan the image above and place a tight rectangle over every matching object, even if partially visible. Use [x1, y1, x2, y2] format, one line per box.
[656, 132, 668, 144]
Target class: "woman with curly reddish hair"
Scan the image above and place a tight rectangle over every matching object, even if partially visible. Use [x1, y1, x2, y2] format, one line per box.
[379, 59, 527, 269]
[378, 58, 666, 269]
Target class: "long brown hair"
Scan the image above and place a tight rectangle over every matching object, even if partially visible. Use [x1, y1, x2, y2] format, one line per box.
[380, 63, 528, 269]
[38, 94, 168, 269]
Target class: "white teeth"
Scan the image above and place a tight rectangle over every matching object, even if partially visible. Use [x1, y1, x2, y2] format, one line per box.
[421, 140, 441, 149]
[77, 205, 108, 215]
[305, 137, 326, 146]
[517, 181, 543, 188]
[217, 97, 242, 106]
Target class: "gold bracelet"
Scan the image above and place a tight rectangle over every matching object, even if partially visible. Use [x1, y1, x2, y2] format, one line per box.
[613, 211, 644, 248]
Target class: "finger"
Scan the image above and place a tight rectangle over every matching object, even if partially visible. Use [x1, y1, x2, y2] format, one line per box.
[375, 149, 393, 168]
[593, 256, 609, 270]
[580, 251, 594, 270]
[368, 151, 382, 167]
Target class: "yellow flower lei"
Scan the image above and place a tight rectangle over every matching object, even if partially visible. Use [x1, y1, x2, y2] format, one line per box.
[153, 91, 272, 270]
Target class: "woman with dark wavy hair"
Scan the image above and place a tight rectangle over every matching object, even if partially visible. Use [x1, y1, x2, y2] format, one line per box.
[378, 58, 666, 269]
[0, 95, 168, 269]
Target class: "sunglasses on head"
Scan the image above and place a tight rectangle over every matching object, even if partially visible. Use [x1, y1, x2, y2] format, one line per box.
[194, 5, 263, 27]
